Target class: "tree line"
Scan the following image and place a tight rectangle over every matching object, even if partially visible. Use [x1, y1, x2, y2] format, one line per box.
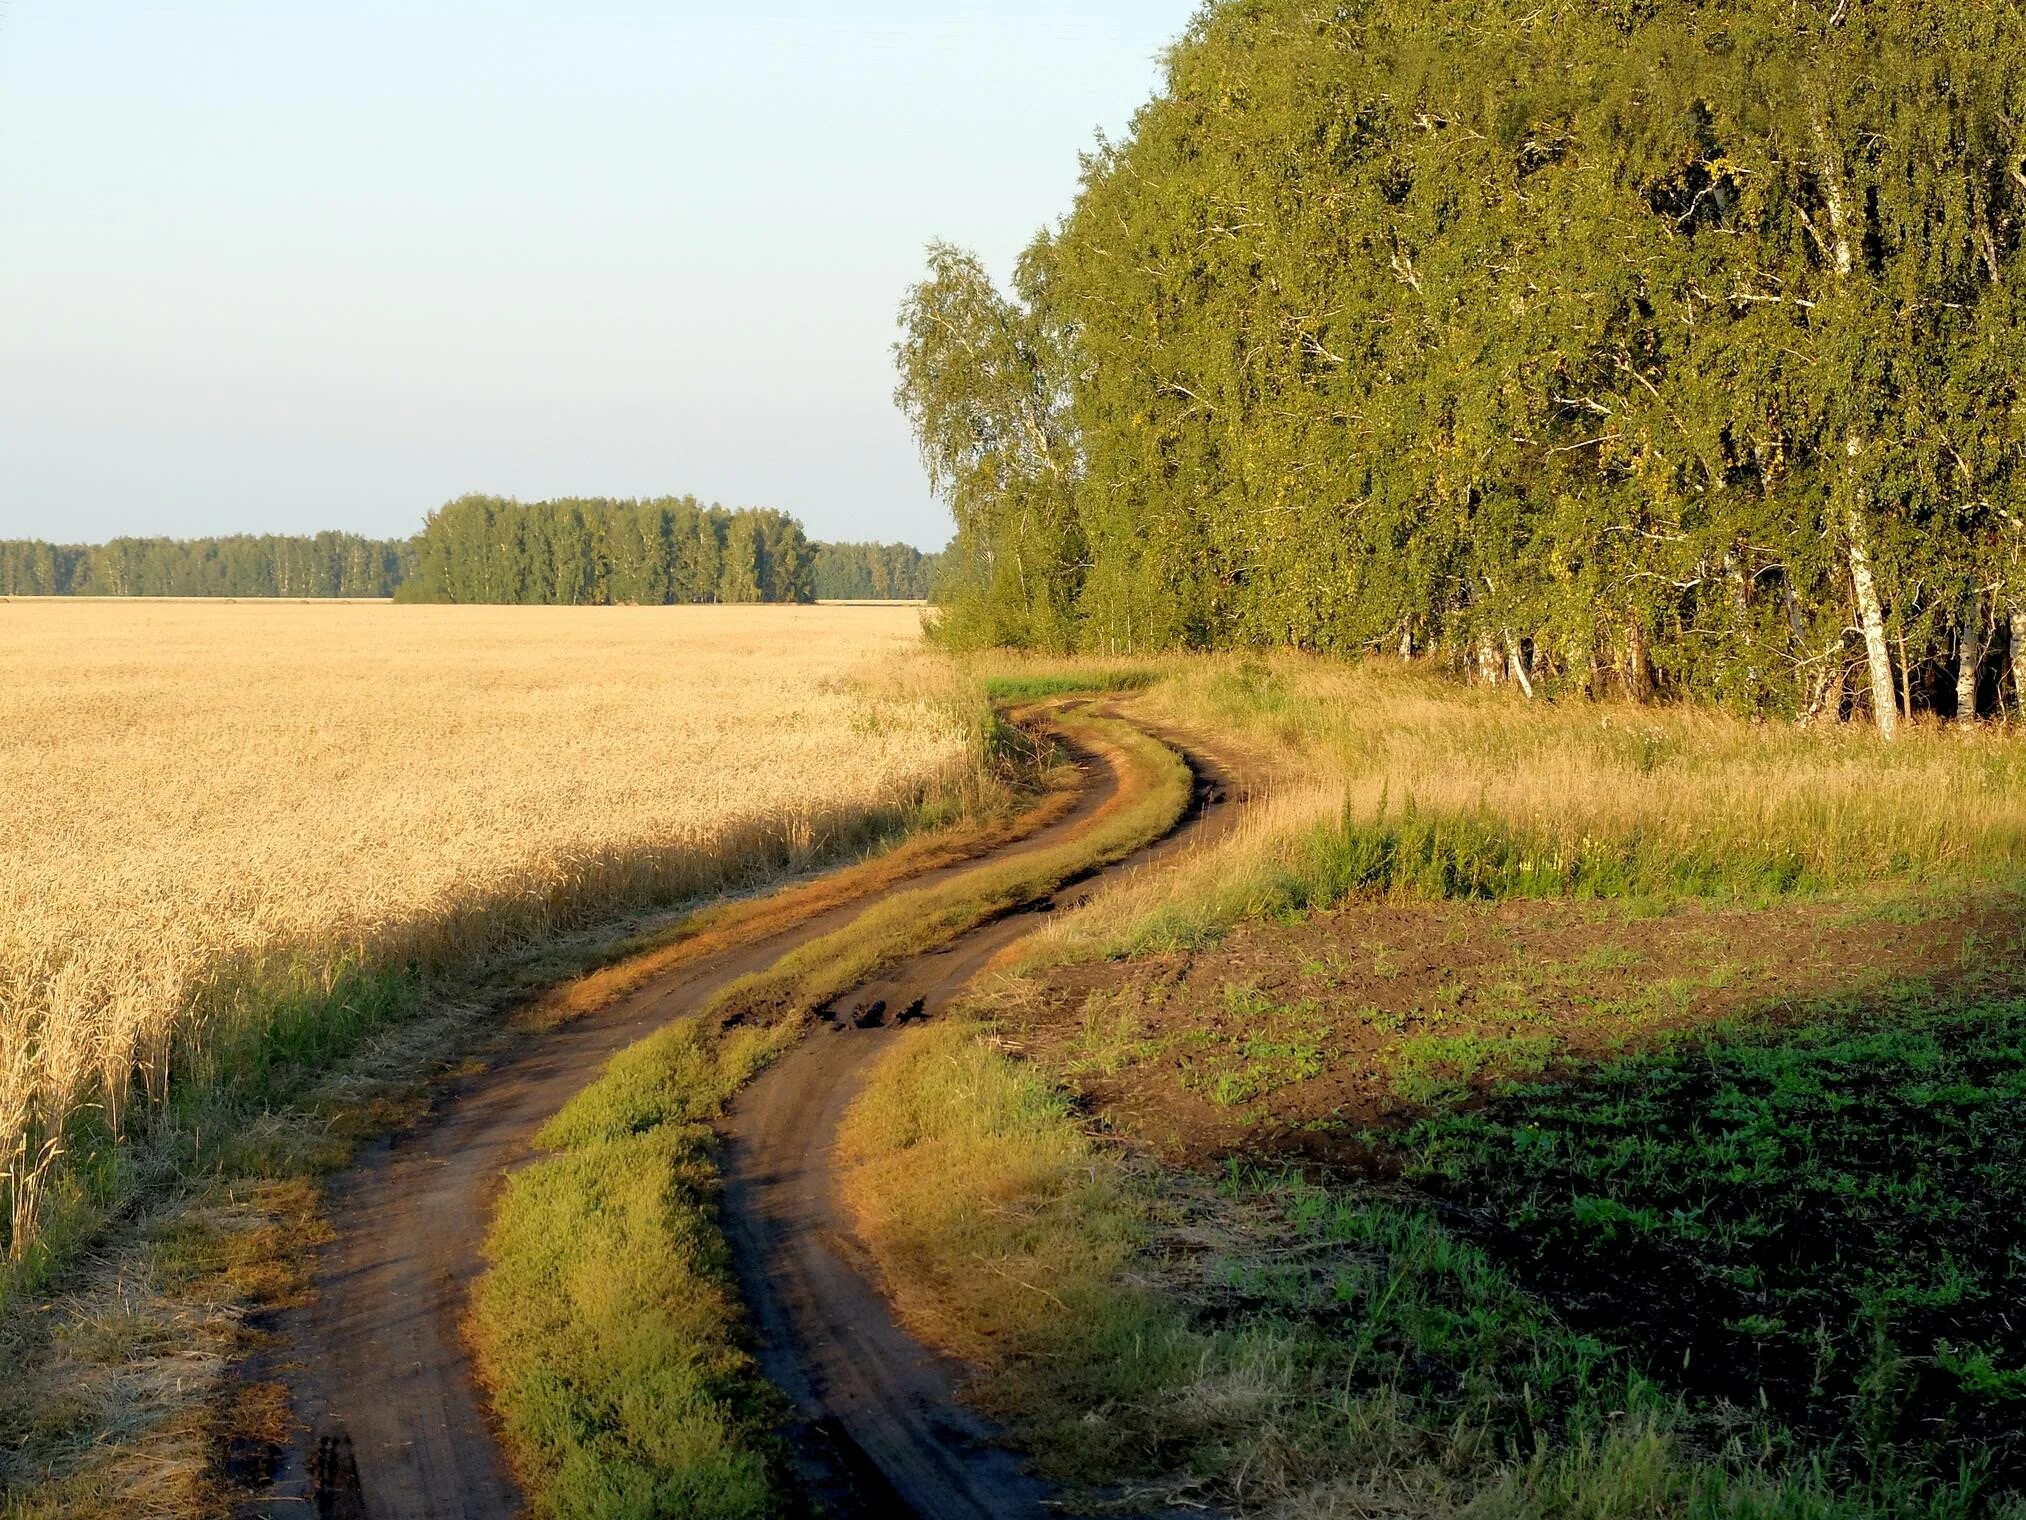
[812, 540, 943, 601]
[898, 0, 2026, 732]
[0, 533, 409, 599]
[395, 495, 818, 605]
[3, 499, 942, 606]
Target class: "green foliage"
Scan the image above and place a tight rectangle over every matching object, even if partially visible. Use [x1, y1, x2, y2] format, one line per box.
[895, 244, 1083, 649]
[977, 668, 1155, 702]
[811, 540, 944, 600]
[902, 0, 2026, 722]
[0, 533, 409, 597]
[397, 495, 814, 606]
[854, 1018, 1992, 1517]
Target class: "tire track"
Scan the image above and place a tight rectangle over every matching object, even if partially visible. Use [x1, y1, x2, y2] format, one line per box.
[247, 712, 1243, 1519]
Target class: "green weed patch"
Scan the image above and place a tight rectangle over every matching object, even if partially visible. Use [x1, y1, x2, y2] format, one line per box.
[842, 1018, 1982, 1518]
[1388, 985, 2026, 1504]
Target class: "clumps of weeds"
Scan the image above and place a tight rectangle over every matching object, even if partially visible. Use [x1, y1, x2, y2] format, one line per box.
[837, 1014, 2001, 1518]
[1386, 981, 2026, 1506]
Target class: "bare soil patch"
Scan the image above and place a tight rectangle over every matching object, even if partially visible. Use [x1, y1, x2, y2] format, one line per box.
[998, 890, 2024, 1168]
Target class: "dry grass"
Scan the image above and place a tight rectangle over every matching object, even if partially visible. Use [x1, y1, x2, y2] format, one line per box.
[0, 601, 975, 1274]
[1005, 653, 2026, 960]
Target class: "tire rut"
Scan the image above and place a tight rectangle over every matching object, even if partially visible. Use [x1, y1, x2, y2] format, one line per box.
[719, 734, 1248, 1519]
[247, 713, 1244, 1520]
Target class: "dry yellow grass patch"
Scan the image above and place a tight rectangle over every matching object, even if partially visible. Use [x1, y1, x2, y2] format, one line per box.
[987, 652, 2026, 961]
[0, 601, 972, 1265]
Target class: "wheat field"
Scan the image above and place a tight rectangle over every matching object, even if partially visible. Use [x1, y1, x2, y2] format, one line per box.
[0, 600, 972, 1264]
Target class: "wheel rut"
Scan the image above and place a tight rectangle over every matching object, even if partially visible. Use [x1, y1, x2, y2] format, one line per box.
[249, 712, 1247, 1520]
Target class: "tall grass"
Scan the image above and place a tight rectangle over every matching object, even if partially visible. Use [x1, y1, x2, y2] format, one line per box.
[0, 602, 984, 1292]
[1030, 654, 2026, 958]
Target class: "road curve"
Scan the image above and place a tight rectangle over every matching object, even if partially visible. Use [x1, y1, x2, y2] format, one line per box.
[247, 710, 1244, 1519]
[720, 734, 1247, 1520]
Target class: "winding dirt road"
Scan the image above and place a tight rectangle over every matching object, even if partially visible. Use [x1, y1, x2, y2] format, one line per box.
[250, 711, 1245, 1520]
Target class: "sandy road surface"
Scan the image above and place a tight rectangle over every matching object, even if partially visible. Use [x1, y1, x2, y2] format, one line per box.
[248, 712, 1243, 1519]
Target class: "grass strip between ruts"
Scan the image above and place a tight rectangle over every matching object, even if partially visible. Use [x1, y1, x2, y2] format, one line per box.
[466, 703, 1194, 1520]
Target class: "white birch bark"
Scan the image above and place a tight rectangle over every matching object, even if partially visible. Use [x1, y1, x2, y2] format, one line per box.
[1957, 594, 1986, 722]
[1847, 503, 1898, 739]
[1505, 632, 1535, 700]
[2012, 604, 2026, 719]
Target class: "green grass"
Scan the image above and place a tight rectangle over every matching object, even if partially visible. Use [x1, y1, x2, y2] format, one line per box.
[840, 1018, 1993, 1519]
[818, 654, 2026, 1515]
[1386, 980, 2026, 1506]
[977, 667, 1156, 703]
[470, 1020, 794, 1520]
[1049, 655, 2026, 961]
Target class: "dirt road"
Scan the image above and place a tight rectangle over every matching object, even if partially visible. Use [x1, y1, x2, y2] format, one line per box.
[721, 740, 1245, 1519]
[250, 711, 1243, 1519]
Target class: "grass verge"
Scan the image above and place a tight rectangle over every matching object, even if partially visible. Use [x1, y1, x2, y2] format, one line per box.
[471, 1020, 796, 1520]
[466, 701, 1196, 1519]
[838, 977, 2026, 1519]
[1005, 654, 2026, 964]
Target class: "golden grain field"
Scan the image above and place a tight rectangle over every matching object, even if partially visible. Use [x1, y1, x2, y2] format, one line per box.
[0, 601, 969, 1259]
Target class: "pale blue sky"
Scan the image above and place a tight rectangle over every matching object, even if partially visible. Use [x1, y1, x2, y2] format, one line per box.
[0, 3, 1191, 549]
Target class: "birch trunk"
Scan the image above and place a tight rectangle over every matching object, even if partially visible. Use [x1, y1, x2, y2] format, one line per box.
[1847, 507, 1898, 738]
[1957, 642, 1980, 722]
[1624, 622, 1653, 703]
[1957, 596, 1986, 722]
[1477, 633, 1502, 685]
[1505, 632, 1535, 700]
[2012, 604, 2026, 719]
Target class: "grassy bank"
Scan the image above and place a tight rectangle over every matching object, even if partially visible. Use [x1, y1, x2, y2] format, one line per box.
[831, 655, 2026, 1517]
[466, 700, 1195, 1519]
[839, 997, 2026, 1518]
[993, 654, 2026, 962]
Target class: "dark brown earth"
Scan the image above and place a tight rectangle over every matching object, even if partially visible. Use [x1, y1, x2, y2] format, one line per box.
[246, 712, 1247, 1520]
[1000, 888, 2023, 1169]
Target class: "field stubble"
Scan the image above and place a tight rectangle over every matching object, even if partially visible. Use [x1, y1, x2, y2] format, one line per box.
[0, 601, 978, 1286]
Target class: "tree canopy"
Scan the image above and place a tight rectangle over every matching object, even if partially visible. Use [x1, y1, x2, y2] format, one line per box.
[395, 495, 815, 606]
[900, 0, 2026, 728]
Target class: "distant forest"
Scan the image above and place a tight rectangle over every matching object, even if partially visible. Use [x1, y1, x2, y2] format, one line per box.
[899, 0, 2026, 732]
[812, 540, 941, 601]
[0, 533, 409, 599]
[0, 496, 940, 605]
